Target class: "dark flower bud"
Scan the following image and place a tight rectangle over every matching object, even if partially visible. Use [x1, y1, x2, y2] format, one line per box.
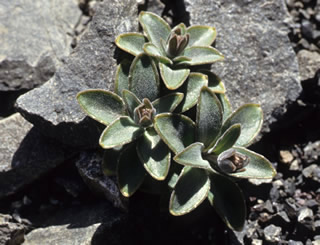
[133, 98, 156, 127]
[166, 27, 189, 58]
[217, 149, 249, 173]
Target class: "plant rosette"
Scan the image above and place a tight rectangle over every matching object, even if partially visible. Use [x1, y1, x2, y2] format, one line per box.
[77, 53, 185, 197]
[115, 11, 225, 92]
[153, 86, 277, 231]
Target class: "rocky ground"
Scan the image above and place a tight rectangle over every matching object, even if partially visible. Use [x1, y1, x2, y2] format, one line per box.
[0, 0, 319, 244]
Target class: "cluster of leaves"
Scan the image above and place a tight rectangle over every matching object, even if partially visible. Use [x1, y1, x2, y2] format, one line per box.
[76, 11, 276, 231]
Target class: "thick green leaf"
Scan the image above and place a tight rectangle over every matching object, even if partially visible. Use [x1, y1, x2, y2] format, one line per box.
[196, 86, 223, 150]
[176, 73, 208, 112]
[152, 92, 184, 114]
[77, 89, 125, 125]
[99, 116, 144, 149]
[137, 128, 171, 180]
[115, 33, 146, 56]
[209, 124, 241, 155]
[159, 63, 190, 90]
[122, 89, 141, 118]
[129, 53, 160, 101]
[186, 25, 216, 47]
[170, 166, 210, 215]
[209, 172, 246, 231]
[139, 11, 171, 49]
[181, 46, 224, 66]
[172, 56, 192, 63]
[174, 142, 213, 171]
[230, 147, 277, 179]
[198, 70, 225, 94]
[154, 113, 195, 154]
[102, 147, 123, 176]
[222, 104, 263, 147]
[217, 93, 232, 122]
[114, 60, 131, 96]
[143, 43, 173, 65]
[118, 144, 146, 197]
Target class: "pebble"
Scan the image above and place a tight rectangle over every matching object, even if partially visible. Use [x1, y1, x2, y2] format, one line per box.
[290, 159, 300, 171]
[263, 224, 282, 242]
[303, 164, 318, 179]
[301, 19, 314, 40]
[288, 240, 304, 245]
[298, 207, 314, 222]
[280, 150, 294, 164]
[252, 239, 263, 245]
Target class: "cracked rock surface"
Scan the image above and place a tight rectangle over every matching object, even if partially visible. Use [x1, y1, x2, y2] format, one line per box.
[0, 0, 81, 91]
[15, 0, 138, 147]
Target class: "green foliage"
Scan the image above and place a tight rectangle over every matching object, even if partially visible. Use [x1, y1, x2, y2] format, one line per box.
[76, 10, 277, 231]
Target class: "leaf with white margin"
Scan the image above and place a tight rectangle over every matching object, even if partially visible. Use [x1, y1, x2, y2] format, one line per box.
[170, 166, 210, 215]
[139, 11, 171, 49]
[186, 25, 217, 47]
[222, 104, 263, 147]
[159, 63, 190, 90]
[77, 89, 125, 126]
[129, 53, 160, 101]
[115, 33, 146, 56]
[181, 46, 224, 66]
[137, 128, 171, 180]
[99, 116, 144, 149]
[154, 113, 195, 154]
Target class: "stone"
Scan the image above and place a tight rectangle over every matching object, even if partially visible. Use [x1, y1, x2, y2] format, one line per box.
[252, 239, 263, 245]
[279, 150, 294, 164]
[263, 224, 282, 242]
[0, 113, 75, 198]
[297, 50, 320, 81]
[16, 0, 139, 148]
[185, 0, 302, 136]
[288, 241, 304, 245]
[303, 164, 319, 179]
[0, 213, 25, 245]
[0, 0, 81, 91]
[298, 207, 314, 222]
[23, 201, 124, 245]
[75, 151, 128, 211]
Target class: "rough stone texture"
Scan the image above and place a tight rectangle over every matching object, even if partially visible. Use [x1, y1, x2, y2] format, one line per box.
[297, 50, 320, 81]
[23, 201, 124, 245]
[0, 113, 75, 198]
[185, 0, 302, 134]
[16, 0, 138, 147]
[0, 214, 25, 245]
[76, 151, 128, 211]
[0, 0, 81, 91]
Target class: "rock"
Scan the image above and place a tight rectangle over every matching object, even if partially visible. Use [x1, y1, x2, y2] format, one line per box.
[23, 201, 124, 245]
[0, 0, 81, 91]
[298, 207, 314, 222]
[0, 113, 75, 198]
[15, 0, 139, 148]
[290, 159, 301, 171]
[185, 0, 301, 136]
[288, 241, 304, 245]
[263, 224, 282, 242]
[301, 19, 314, 40]
[75, 151, 128, 211]
[252, 239, 263, 245]
[303, 164, 319, 180]
[297, 50, 320, 81]
[280, 150, 294, 164]
[0, 213, 25, 245]
[303, 141, 320, 163]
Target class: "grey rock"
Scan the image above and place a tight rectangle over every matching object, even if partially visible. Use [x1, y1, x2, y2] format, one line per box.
[297, 50, 320, 81]
[0, 213, 25, 245]
[288, 241, 304, 245]
[263, 224, 282, 242]
[298, 207, 314, 222]
[76, 151, 128, 211]
[0, 0, 81, 91]
[185, 0, 302, 136]
[23, 201, 124, 245]
[303, 164, 319, 180]
[0, 113, 75, 198]
[16, 0, 138, 147]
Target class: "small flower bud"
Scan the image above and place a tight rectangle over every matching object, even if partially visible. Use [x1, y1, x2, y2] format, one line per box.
[217, 149, 249, 173]
[133, 98, 156, 127]
[166, 27, 189, 58]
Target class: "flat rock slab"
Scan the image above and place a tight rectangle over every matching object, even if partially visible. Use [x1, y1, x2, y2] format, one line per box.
[16, 0, 138, 147]
[185, 0, 302, 133]
[0, 0, 81, 91]
[23, 201, 124, 245]
[76, 151, 128, 211]
[0, 113, 75, 198]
